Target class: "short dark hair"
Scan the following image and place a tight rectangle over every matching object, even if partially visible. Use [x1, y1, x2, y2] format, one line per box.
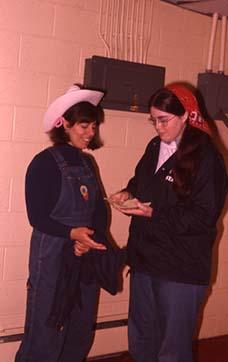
[48, 101, 104, 149]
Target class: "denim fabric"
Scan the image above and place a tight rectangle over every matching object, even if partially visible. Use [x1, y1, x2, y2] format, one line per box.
[128, 271, 207, 362]
[15, 147, 100, 362]
[49, 146, 98, 228]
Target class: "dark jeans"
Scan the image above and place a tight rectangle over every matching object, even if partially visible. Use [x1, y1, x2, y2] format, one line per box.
[15, 233, 99, 362]
[128, 271, 207, 362]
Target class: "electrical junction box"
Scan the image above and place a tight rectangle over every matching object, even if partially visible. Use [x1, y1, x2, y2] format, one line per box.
[197, 72, 228, 126]
[84, 56, 165, 113]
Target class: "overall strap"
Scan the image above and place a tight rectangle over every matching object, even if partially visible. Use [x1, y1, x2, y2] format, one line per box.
[47, 147, 68, 171]
[48, 146, 94, 176]
[79, 153, 93, 173]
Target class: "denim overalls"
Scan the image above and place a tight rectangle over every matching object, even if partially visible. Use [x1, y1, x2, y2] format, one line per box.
[15, 147, 102, 362]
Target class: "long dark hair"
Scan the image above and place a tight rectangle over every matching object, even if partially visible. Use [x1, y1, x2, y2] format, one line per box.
[149, 88, 209, 199]
[48, 101, 104, 150]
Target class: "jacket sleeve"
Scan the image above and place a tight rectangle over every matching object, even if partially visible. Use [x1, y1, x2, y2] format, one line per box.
[145, 145, 227, 236]
[124, 143, 152, 197]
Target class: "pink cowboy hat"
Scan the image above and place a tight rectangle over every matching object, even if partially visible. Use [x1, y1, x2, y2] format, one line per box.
[44, 85, 104, 132]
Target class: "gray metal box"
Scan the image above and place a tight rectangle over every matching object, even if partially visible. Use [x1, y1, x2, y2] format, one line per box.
[198, 72, 228, 123]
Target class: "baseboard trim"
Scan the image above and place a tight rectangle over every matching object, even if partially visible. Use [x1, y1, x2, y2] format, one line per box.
[0, 319, 128, 344]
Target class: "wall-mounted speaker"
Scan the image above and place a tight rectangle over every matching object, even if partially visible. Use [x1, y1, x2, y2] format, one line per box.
[84, 56, 165, 113]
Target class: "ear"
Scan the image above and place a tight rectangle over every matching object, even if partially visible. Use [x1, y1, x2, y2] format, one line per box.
[62, 118, 70, 130]
[181, 111, 189, 124]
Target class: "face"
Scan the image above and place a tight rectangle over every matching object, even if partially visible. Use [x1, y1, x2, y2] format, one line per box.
[63, 120, 97, 149]
[149, 106, 187, 143]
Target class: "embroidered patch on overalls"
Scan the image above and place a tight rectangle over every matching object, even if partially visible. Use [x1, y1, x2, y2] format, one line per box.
[80, 185, 89, 200]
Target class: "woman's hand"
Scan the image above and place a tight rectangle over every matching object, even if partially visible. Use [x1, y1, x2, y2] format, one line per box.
[119, 201, 153, 218]
[74, 240, 90, 256]
[70, 227, 106, 252]
[108, 191, 132, 211]
[108, 192, 152, 217]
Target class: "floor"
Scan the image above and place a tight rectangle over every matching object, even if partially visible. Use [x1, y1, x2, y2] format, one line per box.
[89, 335, 228, 362]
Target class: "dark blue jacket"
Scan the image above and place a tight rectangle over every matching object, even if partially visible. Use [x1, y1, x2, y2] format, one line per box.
[125, 135, 227, 285]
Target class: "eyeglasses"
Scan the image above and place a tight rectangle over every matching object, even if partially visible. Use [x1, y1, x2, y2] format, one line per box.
[148, 114, 176, 127]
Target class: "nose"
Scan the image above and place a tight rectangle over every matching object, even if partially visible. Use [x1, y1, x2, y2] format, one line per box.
[87, 124, 96, 137]
[154, 122, 163, 132]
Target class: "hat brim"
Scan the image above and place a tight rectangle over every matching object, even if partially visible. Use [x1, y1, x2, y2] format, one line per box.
[44, 87, 104, 132]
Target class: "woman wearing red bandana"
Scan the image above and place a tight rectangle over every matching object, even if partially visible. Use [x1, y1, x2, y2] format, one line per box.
[110, 83, 227, 362]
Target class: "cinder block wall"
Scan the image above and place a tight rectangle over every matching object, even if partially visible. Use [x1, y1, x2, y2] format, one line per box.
[0, 0, 227, 360]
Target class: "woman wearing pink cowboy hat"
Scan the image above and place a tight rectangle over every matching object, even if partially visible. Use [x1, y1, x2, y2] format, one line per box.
[15, 85, 125, 362]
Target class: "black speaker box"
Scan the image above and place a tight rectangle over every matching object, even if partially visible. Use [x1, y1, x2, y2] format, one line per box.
[84, 56, 165, 113]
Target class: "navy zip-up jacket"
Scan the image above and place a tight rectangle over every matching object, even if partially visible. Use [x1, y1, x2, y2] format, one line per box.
[125, 135, 227, 285]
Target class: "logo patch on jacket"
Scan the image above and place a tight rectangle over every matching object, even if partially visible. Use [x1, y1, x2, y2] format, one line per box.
[165, 170, 174, 183]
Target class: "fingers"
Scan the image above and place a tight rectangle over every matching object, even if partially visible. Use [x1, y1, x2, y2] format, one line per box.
[138, 204, 153, 217]
[73, 239, 106, 257]
[82, 234, 106, 250]
[119, 203, 153, 217]
[119, 207, 142, 215]
[70, 226, 94, 241]
[109, 191, 130, 204]
[108, 191, 132, 214]
[74, 241, 90, 256]
[86, 228, 95, 236]
[70, 227, 107, 251]
[87, 239, 107, 250]
[75, 241, 90, 252]
[77, 236, 106, 250]
[111, 202, 124, 211]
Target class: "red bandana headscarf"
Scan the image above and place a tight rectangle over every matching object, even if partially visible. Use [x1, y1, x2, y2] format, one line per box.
[166, 83, 211, 136]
